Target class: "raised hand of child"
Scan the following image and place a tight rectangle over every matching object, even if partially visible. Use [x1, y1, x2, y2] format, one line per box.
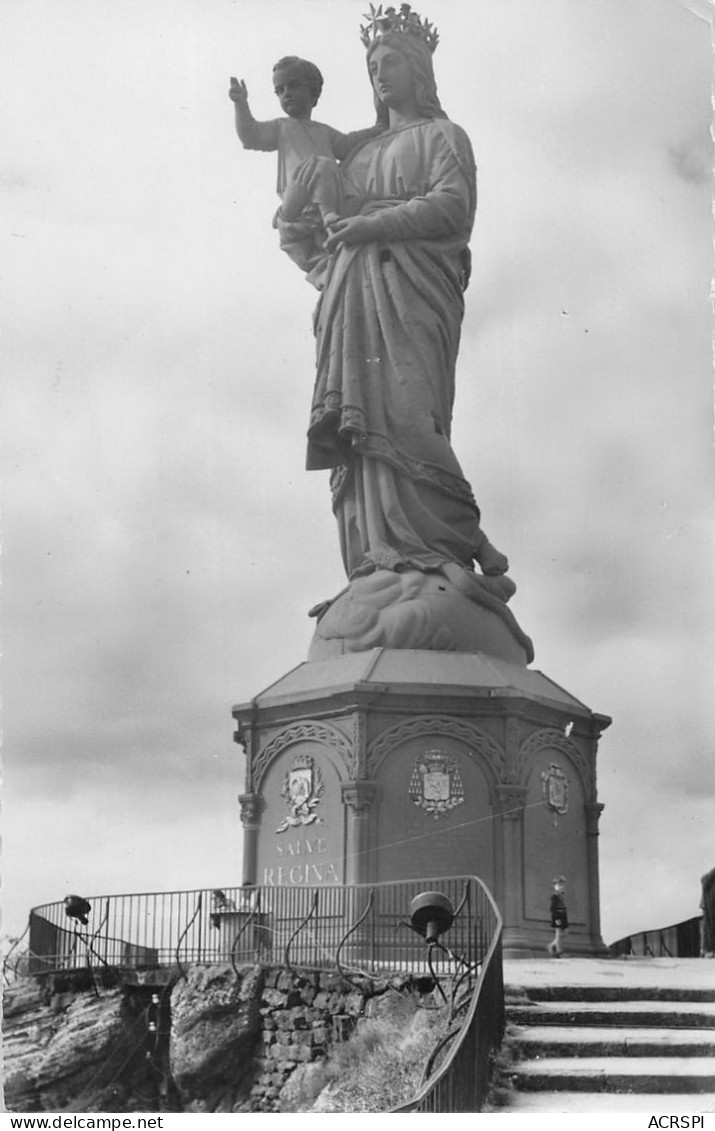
[229, 77, 249, 105]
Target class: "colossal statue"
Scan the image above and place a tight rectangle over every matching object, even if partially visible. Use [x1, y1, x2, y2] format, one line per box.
[236, 5, 532, 661]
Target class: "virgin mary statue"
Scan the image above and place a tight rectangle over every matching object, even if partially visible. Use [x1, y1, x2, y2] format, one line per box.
[284, 6, 531, 660]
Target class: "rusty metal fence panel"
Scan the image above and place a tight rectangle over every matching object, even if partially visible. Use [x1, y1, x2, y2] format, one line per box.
[609, 915, 703, 959]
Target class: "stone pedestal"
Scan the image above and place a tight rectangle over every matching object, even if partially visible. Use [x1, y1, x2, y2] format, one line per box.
[233, 649, 611, 958]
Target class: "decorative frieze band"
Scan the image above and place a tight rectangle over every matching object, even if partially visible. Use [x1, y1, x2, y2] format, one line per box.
[367, 715, 507, 781]
[516, 727, 594, 798]
[252, 720, 353, 790]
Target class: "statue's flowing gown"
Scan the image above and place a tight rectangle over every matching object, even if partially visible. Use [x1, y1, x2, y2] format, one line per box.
[306, 118, 484, 578]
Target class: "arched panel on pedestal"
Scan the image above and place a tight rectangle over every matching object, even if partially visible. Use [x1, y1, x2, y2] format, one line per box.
[520, 735, 590, 930]
[369, 718, 501, 888]
[254, 726, 350, 887]
[252, 720, 354, 789]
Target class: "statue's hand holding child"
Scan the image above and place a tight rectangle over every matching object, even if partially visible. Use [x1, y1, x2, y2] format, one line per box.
[324, 215, 379, 251]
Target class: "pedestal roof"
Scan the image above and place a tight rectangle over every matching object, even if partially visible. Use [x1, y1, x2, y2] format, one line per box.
[233, 649, 610, 726]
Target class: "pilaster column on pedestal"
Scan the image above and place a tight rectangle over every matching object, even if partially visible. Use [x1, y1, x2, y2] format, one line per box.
[238, 792, 262, 886]
[234, 706, 259, 788]
[585, 801, 605, 835]
[497, 785, 528, 821]
[341, 780, 378, 885]
[585, 801, 607, 952]
[504, 716, 521, 782]
[496, 785, 528, 948]
[351, 709, 368, 780]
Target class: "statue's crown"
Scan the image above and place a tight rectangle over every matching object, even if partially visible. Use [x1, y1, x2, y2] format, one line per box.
[360, 4, 439, 54]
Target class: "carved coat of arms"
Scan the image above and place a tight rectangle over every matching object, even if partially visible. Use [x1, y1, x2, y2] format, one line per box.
[541, 763, 569, 815]
[409, 751, 464, 818]
[276, 753, 324, 833]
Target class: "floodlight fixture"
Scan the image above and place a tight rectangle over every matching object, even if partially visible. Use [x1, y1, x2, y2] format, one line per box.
[409, 891, 455, 944]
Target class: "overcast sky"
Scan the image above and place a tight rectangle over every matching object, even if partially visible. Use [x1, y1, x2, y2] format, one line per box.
[2, 0, 713, 947]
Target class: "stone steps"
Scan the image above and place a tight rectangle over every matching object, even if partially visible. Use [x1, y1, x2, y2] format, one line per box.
[491, 958, 715, 1113]
[518, 985, 715, 1003]
[512, 1056, 715, 1094]
[504, 1092, 715, 1113]
[511, 1025, 715, 1059]
[508, 1000, 715, 1029]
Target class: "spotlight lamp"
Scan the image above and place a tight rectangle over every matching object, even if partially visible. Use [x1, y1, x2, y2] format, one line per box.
[409, 891, 455, 944]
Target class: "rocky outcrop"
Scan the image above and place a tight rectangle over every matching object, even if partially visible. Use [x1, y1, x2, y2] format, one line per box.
[2, 977, 168, 1112]
[3, 966, 444, 1113]
[169, 964, 263, 1112]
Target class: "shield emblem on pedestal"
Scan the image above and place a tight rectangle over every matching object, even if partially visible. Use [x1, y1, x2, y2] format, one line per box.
[423, 769, 450, 803]
[289, 767, 312, 806]
[409, 750, 464, 818]
[541, 762, 569, 815]
[277, 753, 324, 833]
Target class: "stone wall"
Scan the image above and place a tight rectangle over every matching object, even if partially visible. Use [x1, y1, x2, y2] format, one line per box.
[249, 968, 392, 1112]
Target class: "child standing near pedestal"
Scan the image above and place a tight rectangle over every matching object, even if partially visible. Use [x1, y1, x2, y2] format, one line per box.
[547, 876, 568, 957]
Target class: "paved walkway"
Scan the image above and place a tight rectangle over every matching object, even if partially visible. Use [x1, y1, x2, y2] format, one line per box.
[504, 1092, 715, 1113]
[503, 955, 715, 991]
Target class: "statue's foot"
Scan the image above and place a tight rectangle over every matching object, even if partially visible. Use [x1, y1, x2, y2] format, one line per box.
[482, 574, 516, 601]
[441, 561, 515, 603]
[351, 559, 377, 579]
[475, 538, 509, 576]
[351, 546, 411, 576]
[308, 597, 336, 620]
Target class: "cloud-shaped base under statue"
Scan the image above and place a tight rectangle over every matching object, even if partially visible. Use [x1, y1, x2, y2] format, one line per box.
[308, 567, 534, 664]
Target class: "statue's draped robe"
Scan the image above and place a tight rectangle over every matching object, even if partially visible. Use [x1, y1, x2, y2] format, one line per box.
[306, 119, 483, 578]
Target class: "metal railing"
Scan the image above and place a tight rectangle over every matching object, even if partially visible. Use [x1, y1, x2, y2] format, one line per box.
[609, 915, 703, 959]
[27, 876, 504, 1113]
[28, 876, 497, 981]
[392, 879, 504, 1113]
